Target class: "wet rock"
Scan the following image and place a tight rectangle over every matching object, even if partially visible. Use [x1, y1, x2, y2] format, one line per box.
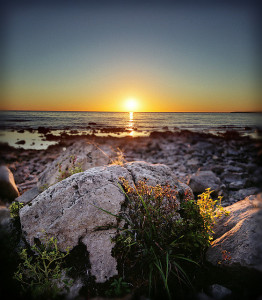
[15, 140, 25, 145]
[206, 194, 262, 271]
[0, 166, 20, 202]
[20, 162, 192, 284]
[37, 127, 50, 134]
[188, 170, 221, 196]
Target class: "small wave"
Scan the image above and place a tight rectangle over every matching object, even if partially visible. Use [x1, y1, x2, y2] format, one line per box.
[5, 119, 31, 122]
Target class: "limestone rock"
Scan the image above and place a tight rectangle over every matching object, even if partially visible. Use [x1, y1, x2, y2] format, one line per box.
[20, 162, 191, 284]
[37, 141, 115, 191]
[16, 186, 39, 204]
[125, 161, 183, 187]
[0, 165, 20, 202]
[188, 170, 221, 196]
[206, 194, 262, 271]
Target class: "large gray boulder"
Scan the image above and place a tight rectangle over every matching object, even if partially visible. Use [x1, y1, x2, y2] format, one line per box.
[206, 194, 262, 272]
[188, 170, 221, 196]
[20, 162, 192, 284]
[0, 165, 20, 202]
[36, 141, 115, 191]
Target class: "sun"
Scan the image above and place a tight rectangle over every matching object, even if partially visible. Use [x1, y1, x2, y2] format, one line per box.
[125, 98, 138, 112]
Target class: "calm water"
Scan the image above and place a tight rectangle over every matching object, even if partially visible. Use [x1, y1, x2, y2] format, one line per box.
[0, 111, 261, 149]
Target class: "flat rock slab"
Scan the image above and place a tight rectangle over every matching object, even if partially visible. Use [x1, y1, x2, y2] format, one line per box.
[20, 162, 191, 283]
[206, 194, 262, 272]
[16, 186, 39, 204]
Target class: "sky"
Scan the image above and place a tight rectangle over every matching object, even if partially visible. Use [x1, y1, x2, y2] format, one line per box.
[1, 1, 261, 112]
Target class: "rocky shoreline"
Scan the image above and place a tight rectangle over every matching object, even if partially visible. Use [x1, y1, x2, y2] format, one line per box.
[0, 129, 262, 300]
[1, 129, 261, 204]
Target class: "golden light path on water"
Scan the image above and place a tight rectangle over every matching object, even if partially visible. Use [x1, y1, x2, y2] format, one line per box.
[128, 112, 134, 136]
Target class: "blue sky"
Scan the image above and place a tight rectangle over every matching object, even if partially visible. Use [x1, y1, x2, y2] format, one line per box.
[1, 1, 261, 111]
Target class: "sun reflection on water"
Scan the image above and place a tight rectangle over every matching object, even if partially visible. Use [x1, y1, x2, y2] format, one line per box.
[128, 112, 134, 136]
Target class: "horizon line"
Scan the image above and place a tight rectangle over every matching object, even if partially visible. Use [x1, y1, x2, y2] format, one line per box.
[1, 109, 262, 113]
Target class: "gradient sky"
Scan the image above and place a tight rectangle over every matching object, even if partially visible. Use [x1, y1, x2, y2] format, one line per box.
[1, 1, 261, 112]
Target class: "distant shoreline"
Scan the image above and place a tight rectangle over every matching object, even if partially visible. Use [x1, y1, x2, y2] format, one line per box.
[0, 110, 262, 114]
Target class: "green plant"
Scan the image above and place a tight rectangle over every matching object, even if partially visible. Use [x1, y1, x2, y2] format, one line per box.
[105, 277, 131, 297]
[9, 201, 24, 218]
[197, 188, 230, 241]
[96, 179, 229, 299]
[57, 155, 83, 182]
[40, 184, 49, 192]
[14, 233, 72, 299]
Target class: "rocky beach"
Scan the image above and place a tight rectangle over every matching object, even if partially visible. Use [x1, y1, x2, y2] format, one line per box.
[0, 129, 262, 300]
[1, 129, 261, 204]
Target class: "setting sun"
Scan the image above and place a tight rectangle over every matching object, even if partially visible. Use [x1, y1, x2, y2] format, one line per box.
[125, 98, 138, 112]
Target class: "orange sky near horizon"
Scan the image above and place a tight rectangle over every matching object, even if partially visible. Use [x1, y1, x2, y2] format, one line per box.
[1, 91, 261, 112]
[2, 3, 261, 113]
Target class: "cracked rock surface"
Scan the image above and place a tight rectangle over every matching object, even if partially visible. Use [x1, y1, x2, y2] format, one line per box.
[20, 161, 191, 283]
[206, 193, 262, 271]
[37, 140, 115, 190]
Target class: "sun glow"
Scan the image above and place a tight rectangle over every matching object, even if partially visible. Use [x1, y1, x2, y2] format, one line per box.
[125, 98, 138, 112]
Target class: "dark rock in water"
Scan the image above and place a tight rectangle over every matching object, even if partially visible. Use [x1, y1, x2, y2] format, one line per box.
[16, 186, 39, 204]
[88, 122, 97, 125]
[69, 130, 78, 134]
[17, 129, 25, 133]
[188, 170, 221, 196]
[206, 194, 262, 272]
[150, 131, 173, 138]
[0, 166, 20, 202]
[15, 140, 25, 145]
[99, 127, 127, 133]
[44, 133, 60, 141]
[37, 126, 50, 134]
[221, 130, 241, 140]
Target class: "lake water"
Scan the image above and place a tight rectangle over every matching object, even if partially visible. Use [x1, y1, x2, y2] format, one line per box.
[0, 111, 261, 149]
